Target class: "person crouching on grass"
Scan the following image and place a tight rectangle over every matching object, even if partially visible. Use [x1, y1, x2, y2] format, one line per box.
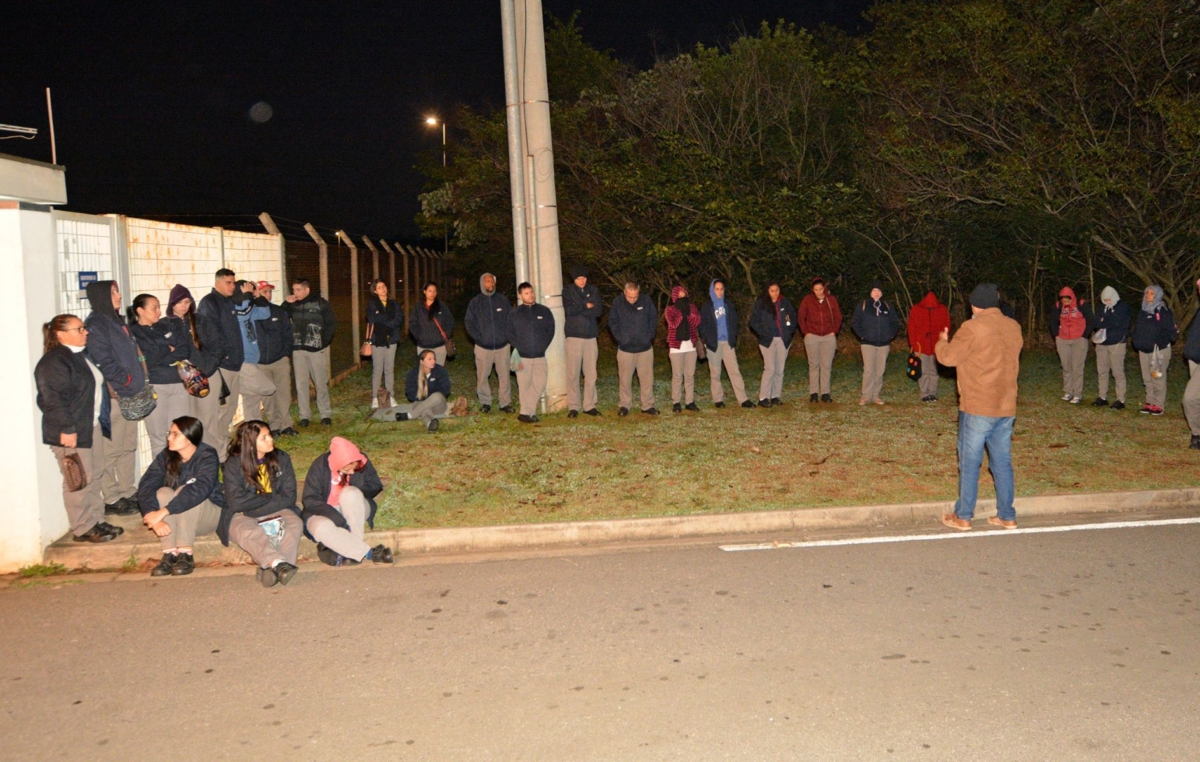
[220, 420, 301, 587]
[302, 437, 393, 566]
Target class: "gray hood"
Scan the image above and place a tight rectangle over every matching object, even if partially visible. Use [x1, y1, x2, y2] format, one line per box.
[479, 273, 496, 295]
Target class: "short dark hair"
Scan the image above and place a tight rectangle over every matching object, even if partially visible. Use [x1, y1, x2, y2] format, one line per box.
[293, 277, 310, 287]
[234, 279, 250, 290]
[216, 268, 235, 279]
[517, 282, 533, 292]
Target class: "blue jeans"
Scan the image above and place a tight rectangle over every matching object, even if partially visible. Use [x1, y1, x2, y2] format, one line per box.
[954, 412, 1015, 521]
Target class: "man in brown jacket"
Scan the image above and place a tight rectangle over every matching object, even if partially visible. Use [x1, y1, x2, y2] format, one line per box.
[935, 283, 1024, 530]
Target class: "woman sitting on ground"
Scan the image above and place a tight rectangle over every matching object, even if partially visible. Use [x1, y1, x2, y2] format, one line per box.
[136, 416, 223, 577]
[220, 420, 301, 587]
[302, 437, 393, 566]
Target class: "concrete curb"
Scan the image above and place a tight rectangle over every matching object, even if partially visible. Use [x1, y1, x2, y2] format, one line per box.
[40, 486, 1200, 571]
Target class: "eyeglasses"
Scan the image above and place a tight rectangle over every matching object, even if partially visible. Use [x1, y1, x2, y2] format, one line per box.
[63, 326, 87, 334]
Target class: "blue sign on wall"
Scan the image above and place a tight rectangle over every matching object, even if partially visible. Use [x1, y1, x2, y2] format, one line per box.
[78, 271, 98, 290]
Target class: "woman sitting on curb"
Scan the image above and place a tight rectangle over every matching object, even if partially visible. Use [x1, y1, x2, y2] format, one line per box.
[220, 420, 301, 587]
[302, 437, 393, 566]
[136, 416, 223, 577]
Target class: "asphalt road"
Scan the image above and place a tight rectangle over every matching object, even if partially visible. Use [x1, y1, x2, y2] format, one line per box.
[2, 515, 1198, 761]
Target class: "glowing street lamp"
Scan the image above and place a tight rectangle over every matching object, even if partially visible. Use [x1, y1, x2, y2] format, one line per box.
[425, 116, 446, 167]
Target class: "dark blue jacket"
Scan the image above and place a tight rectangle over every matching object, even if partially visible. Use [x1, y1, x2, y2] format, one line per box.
[749, 296, 798, 349]
[562, 282, 603, 339]
[366, 298, 403, 348]
[301, 452, 384, 532]
[851, 297, 901, 347]
[464, 291, 511, 350]
[34, 345, 110, 448]
[409, 299, 455, 349]
[131, 318, 192, 386]
[1092, 301, 1131, 345]
[83, 280, 147, 398]
[136, 443, 226, 513]
[254, 298, 294, 364]
[218, 450, 299, 546]
[507, 302, 555, 358]
[405, 363, 452, 403]
[197, 289, 248, 371]
[608, 294, 658, 353]
[699, 298, 740, 351]
[1131, 306, 1177, 353]
[1184, 314, 1200, 364]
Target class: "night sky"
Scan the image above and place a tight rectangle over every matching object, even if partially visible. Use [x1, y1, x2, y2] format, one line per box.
[3, 1, 872, 242]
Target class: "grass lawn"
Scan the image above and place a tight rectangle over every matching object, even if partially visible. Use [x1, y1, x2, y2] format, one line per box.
[279, 340, 1198, 530]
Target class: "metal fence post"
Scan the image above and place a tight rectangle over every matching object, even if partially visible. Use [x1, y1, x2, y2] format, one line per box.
[303, 224, 329, 300]
[336, 231, 361, 356]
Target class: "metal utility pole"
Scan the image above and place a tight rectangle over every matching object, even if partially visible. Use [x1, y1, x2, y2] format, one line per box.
[501, 0, 568, 412]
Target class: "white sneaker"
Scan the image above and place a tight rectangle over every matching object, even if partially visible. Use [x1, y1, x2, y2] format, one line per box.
[1062, 393, 1072, 401]
[1070, 397, 1081, 404]
[371, 398, 379, 410]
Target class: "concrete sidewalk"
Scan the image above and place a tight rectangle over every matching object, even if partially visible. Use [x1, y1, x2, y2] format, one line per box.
[38, 486, 1200, 571]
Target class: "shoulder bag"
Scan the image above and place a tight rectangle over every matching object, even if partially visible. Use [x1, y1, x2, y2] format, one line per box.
[361, 322, 374, 358]
[110, 354, 157, 421]
[433, 316, 456, 360]
[174, 359, 210, 397]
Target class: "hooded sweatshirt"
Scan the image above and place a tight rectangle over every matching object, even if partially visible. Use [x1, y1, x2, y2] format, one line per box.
[83, 280, 147, 397]
[850, 280, 901, 347]
[1092, 286, 1131, 346]
[1049, 286, 1093, 341]
[906, 291, 950, 355]
[664, 286, 701, 350]
[1131, 285, 1177, 352]
[562, 275, 603, 339]
[301, 438, 384, 534]
[699, 279, 740, 351]
[464, 274, 511, 350]
[167, 285, 220, 376]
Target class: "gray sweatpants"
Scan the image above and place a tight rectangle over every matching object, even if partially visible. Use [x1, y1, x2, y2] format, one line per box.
[393, 391, 448, 427]
[758, 337, 788, 401]
[293, 350, 331, 420]
[1095, 343, 1127, 402]
[50, 422, 106, 537]
[1056, 337, 1088, 399]
[1139, 346, 1171, 408]
[371, 345, 397, 403]
[227, 511, 303, 569]
[565, 337, 598, 412]
[708, 341, 748, 404]
[305, 485, 372, 562]
[153, 487, 220, 551]
[102, 410, 138, 502]
[918, 353, 939, 398]
[1185, 361, 1200, 435]
[617, 349, 655, 411]
[517, 356, 548, 416]
[804, 333, 836, 395]
[260, 357, 294, 431]
[860, 344, 890, 402]
[670, 350, 697, 404]
[474, 344, 512, 408]
[144, 383, 191, 458]
[239, 364, 276, 425]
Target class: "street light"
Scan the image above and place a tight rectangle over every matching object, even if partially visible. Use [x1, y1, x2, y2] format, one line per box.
[425, 116, 449, 255]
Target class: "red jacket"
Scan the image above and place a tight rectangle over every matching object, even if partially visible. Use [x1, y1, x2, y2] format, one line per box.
[799, 293, 842, 336]
[664, 286, 701, 349]
[907, 291, 950, 355]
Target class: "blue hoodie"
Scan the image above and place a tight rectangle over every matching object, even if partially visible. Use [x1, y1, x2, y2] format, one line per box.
[699, 279, 740, 351]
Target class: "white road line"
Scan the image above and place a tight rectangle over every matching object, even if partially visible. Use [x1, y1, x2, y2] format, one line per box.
[719, 516, 1200, 552]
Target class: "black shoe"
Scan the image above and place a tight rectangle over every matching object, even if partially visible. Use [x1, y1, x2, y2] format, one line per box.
[481, 404, 492, 414]
[1111, 400, 1125, 410]
[771, 398, 782, 406]
[150, 553, 177, 577]
[97, 521, 124, 537]
[758, 399, 772, 408]
[171, 552, 195, 576]
[316, 543, 341, 566]
[618, 407, 629, 416]
[73, 524, 118, 543]
[278, 427, 298, 437]
[299, 419, 310, 427]
[685, 403, 700, 412]
[321, 418, 332, 426]
[642, 407, 660, 416]
[583, 408, 602, 417]
[672, 403, 682, 413]
[257, 566, 279, 588]
[1190, 435, 1200, 450]
[820, 394, 833, 403]
[810, 393, 819, 403]
[275, 562, 298, 586]
[395, 412, 410, 421]
[370, 544, 395, 564]
[567, 409, 578, 419]
[105, 500, 137, 516]
[1092, 398, 1108, 407]
[741, 400, 756, 409]
[517, 414, 538, 423]
[427, 418, 440, 432]
[714, 401, 726, 408]
[499, 405, 514, 414]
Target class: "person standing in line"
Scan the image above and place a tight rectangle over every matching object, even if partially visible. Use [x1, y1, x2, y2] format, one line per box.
[410, 282, 455, 366]
[507, 282, 556, 424]
[197, 269, 250, 454]
[664, 285, 702, 413]
[251, 281, 297, 436]
[608, 281, 659, 417]
[906, 290, 950, 402]
[798, 277, 842, 403]
[83, 280, 145, 517]
[129, 293, 192, 456]
[233, 279, 275, 430]
[699, 279, 754, 409]
[937, 284, 1024, 531]
[136, 416, 223, 577]
[1182, 280, 1200, 449]
[749, 282, 797, 408]
[167, 286, 223, 446]
[302, 437, 393, 566]
[562, 265, 603, 418]
[1049, 286, 1094, 404]
[219, 420, 301, 588]
[35, 314, 122, 543]
[399, 350, 451, 432]
[1091, 286, 1131, 410]
[464, 272, 512, 414]
[366, 279, 403, 410]
[284, 277, 335, 427]
[850, 279, 901, 406]
[1131, 284, 1177, 416]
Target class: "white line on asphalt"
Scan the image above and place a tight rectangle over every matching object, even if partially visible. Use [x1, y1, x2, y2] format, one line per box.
[718, 516, 1200, 552]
